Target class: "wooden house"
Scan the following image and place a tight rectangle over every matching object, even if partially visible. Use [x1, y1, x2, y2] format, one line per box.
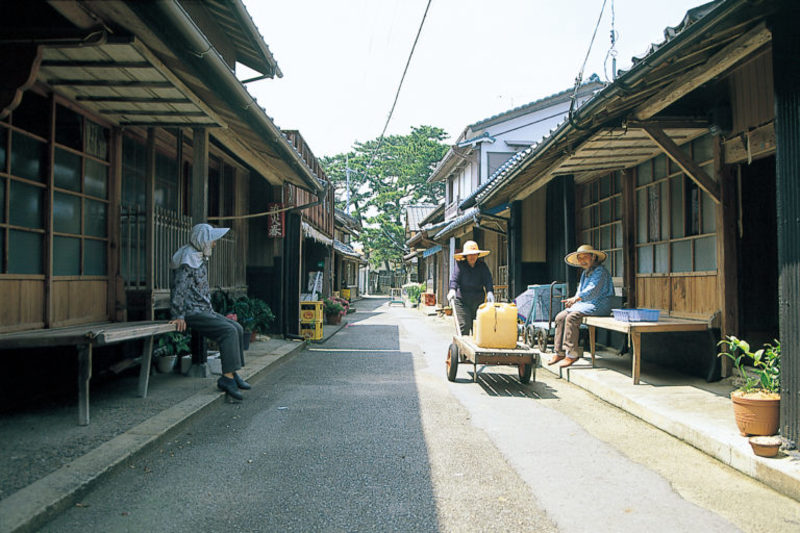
[465, 0, 800, 444]
[333, 208, 365, 299]
[0, 0, 324, 333]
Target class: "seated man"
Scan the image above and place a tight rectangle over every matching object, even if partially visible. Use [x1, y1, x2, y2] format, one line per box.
[549, 244, 614, 368]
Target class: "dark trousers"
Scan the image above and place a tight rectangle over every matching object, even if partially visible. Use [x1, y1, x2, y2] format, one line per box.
[453, 298, 481, 336]
[185, 311, 245, 374]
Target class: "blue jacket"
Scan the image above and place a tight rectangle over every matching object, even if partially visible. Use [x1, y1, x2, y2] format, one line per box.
[570, 264, 615, 316]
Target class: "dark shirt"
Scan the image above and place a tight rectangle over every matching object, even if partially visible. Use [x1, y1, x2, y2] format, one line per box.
[170, 263, 213, 319]
[450, 259, 493, 303]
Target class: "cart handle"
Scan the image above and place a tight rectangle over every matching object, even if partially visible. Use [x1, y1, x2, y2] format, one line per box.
[448, 296, 462, 335]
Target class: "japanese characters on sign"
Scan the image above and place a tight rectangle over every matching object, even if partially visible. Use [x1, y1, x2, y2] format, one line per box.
[267, 202, 284, 238]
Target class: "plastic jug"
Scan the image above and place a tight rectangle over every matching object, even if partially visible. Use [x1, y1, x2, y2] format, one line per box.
[475, 302, 518, 349]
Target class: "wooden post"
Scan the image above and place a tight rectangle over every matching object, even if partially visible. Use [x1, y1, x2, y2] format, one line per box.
[716, 137, 738, 377]
[77, 344, 92, 426]
[191, 127, 208, 224]
[44, 93, 55, 327]
[137, 336, 153, 398]
[109, 127, 124, 321]
[145, 128, 156, 320]
[622, 169, 636, 307]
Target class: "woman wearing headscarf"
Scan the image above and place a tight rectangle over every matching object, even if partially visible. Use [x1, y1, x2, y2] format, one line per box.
[549, 244, 615, 368]
[447, 240, 494, 336]
[169, 223, 250, 402]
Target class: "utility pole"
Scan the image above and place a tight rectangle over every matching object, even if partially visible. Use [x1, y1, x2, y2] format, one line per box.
[345, 156, 351, 214]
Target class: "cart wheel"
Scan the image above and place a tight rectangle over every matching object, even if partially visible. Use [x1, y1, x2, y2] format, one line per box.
[535, 329, 547, 353]
[518, 363, 532, 384]
[446, 343, 459, 382]
[524, 325, 535, 348]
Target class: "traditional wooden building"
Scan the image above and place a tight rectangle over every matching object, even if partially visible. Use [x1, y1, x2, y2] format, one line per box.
[466, 0, 800, 444]
[0, 0, 323, 333]
[333, 208, 365, 299]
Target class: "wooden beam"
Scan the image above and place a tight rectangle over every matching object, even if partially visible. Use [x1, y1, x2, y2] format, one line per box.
[48, 79, 174, 88]
[715, 138, 738, 378]
[77, 96, 191, 103]
[41, 60, 151, 69]
[145, 128, 156, 321]
[621, 168, 636, 307]
[634, 22, 772, 120]
[640, 124, 721, 204]
[101, 110, 207, 117]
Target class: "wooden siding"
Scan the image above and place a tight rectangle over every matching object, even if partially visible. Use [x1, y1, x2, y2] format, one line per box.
[636, 273, 718, 318]
[0, 280, 45, 332]
[52, 280, 108, 326]
[730, 49, 774, 135]
[521, 188, 546, 262]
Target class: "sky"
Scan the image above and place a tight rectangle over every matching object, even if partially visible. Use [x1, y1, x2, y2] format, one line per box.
[242, 0, 710, 158]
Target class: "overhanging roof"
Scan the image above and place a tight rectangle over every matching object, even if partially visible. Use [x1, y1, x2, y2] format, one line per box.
[39, 35, 225, 128]
[473, 0, 772, 209]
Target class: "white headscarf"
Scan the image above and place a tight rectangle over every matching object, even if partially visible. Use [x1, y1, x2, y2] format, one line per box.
[170, 223, 230, 269]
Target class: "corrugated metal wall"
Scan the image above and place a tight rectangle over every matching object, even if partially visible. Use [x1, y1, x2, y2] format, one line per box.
[773, 12, 800, 446]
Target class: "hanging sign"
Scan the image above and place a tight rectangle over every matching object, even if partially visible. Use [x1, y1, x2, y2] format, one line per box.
[267, 203, 285, 238]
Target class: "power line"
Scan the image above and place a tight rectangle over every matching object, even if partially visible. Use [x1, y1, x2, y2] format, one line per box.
[568, 0, 608, 125]
[364, 0, 433, 173]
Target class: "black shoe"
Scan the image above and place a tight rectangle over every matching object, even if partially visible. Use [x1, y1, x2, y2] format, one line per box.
[217, 376, 243, 401]
[233, 372, 251, 390]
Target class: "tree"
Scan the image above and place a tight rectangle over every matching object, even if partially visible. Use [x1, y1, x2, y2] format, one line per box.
[321, 125, 449, 269]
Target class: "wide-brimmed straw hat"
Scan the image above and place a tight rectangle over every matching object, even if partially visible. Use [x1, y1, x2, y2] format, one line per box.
[454, 240, 490, 260]
[564, 244, 607, 267]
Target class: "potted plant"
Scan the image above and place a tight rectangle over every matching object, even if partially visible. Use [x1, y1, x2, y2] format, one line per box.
[323, 298, 345, 325]
[717, 336, 781, 437]
[404, 283, 423, 308]
[249, 297, 276, 335]
[155, 331, 191, 373]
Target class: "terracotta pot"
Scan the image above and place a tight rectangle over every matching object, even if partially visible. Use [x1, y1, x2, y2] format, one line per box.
[731, 392, 780, 436]
[326, 313, 342, 325]
[749, 436, 782, 457]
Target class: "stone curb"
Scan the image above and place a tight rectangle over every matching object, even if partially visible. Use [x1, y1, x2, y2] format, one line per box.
[0, 340, 307, 533]
[539, 359, 800, 503]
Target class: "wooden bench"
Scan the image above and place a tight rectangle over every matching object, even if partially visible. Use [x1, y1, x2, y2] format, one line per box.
[582, 315, 713, 384]
[0, 321, 175, 425]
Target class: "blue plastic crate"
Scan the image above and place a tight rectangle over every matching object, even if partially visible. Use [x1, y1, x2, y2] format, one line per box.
[612, 308, 660, 322]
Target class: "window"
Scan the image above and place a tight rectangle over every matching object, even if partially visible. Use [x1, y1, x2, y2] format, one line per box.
[52, 104, 110, 276]
[1, 91, 49, 274]
[578, 171, 623, 278]
[0, 95, 110, 276]
[635, 135, 716, 275]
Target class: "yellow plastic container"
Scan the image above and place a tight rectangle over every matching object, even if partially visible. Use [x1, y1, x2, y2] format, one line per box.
[300, 301, 323, 323]
[300, 321, 323, 340]
[474, 302, 518, 349]
[341, 288, 351, 301]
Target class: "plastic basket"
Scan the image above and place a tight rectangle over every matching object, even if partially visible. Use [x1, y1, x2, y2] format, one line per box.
[612, 308, 660, 322]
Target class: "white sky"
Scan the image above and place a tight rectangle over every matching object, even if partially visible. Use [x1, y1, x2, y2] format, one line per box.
[243, 0, 709, 158]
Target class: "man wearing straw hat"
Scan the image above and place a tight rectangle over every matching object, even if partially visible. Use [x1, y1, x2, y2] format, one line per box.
[447, 240, 495, 336]
[549, 244, 615, 368]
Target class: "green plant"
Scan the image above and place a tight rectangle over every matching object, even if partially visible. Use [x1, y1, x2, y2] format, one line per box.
[249, 297, 275, 334]
[156, 331, 191, 357]
[211, 288, 235, 315]
[233, 297, 255, 331]
[323, 298, 345, 315]
[717, 336, 780, 394]
[404, 283, 424, 303]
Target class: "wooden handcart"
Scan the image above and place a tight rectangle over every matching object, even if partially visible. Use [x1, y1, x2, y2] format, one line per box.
[445, 296, 537, 384]
[446, 335, 537, 384]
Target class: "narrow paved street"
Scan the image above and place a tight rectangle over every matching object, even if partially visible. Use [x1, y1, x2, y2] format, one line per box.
[41, 298, 800, 532]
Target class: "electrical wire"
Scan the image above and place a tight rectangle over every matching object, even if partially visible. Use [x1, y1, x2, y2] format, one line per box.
[364, 0, 433, 174]
[568, 0, 608, 126]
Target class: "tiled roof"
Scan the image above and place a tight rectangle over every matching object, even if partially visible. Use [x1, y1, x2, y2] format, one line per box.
[405, 204, 438, 232]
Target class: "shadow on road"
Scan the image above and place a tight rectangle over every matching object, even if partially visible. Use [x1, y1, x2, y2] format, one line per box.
[469, 370, 559, 399]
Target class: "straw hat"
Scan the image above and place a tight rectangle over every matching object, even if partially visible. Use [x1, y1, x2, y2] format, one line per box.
[564, 244, 607, 267]
[454, 240, 490, 260]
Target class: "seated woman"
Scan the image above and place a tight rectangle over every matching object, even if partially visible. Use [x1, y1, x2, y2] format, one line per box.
[169, 223, 250, 402]
[549, 244, 615, 368]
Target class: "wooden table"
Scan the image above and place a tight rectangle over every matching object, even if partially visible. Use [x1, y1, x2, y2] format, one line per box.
[0, 321, 175, 425]
[582, 316, 711, 384]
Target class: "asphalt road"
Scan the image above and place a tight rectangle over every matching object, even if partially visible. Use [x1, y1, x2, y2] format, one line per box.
[39, 298, 800, 532]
